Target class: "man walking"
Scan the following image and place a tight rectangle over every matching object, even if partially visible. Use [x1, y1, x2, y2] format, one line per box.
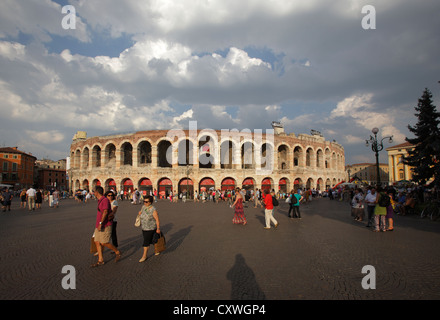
[91, 186, 121, 267]
[263, 189, 278, 229]
[26, 186, 37, 211]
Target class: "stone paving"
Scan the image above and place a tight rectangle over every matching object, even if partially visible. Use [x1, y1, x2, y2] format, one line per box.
[0, 196, 439, 300]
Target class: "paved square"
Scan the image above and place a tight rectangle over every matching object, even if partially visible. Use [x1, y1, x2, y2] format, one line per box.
[0, 197, 439, 300]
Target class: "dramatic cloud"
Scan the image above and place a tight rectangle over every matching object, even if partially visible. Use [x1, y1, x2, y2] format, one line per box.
[0, 0, 439, 165]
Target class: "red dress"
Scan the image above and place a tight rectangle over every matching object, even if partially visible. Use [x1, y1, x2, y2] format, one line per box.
[232, 198, 247, 225]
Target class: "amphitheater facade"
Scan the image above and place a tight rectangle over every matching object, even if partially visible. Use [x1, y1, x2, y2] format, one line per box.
[68, 124, 345, 197]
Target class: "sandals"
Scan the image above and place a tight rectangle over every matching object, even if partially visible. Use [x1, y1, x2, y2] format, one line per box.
[91, 251, 121, 267]
[91, 261, 104, 267]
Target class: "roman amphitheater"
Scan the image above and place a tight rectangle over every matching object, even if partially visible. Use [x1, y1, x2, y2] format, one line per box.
[68, 123, 346, 197]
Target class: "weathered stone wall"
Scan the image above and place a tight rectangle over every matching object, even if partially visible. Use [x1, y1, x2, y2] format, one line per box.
[69, 130, 345, 194]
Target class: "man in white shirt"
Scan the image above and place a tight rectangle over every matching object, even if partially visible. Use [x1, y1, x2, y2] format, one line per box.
[364, 187, 377, 227]
[26, 186, 37, 211]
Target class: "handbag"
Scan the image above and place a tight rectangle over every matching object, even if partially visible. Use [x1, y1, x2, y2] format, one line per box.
[90, 237, 97, 254]
[153, 232, 166, 254]
[135, 215, 141, 227]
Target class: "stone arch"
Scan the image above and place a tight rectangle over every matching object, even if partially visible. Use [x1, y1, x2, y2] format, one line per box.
[277, 144, 289, 170]
[104, 143, 117, 167]
[293, 145, 304, 167]
[120, 141, 133, 166]
[137, 140, 152, 166]
[157, 139, 172, 168]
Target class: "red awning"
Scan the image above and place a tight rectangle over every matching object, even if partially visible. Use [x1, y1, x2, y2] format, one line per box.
[242, 178, 254, 185]
[200, 178, 215, 186]
[262, 178, 271, 185]
[140, 179, 152, 186]
[279, 179, 286, 185]
[123, 180, 133, 186]
[179, 179, 194, 185]
[159, 178, 172, 186]
[222, 178, 236, 186]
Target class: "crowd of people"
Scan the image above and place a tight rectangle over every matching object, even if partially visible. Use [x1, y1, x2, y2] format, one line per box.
[1, 186, 65, 212]
[4, 181, 436, 268]
[347, 183, 438, 232]
[90, 185, 310, 267]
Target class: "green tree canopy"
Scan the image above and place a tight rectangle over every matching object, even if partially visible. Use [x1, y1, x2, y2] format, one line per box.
[404, 88, 440, 186]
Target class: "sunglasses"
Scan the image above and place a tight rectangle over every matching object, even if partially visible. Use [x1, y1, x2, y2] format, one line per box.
[144, 201, 150, 203]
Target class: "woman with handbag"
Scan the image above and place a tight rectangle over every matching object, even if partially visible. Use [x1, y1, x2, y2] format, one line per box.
[137, 195, 161, 262]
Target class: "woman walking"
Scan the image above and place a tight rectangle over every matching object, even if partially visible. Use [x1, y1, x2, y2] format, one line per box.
[105, 191, 119, 248]
[137, 195, 161, 262]
[20, 190, 27, 208]
[35, 189, 43, 209]
[374, 187, 389, 232]
[386, 187, 395, 231]
[231, 187, 247, 225]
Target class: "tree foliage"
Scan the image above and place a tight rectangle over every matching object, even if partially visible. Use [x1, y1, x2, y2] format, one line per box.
[404, 88, 440, 186]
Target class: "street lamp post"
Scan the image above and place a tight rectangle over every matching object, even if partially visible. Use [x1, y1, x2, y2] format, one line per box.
[365, 127, 393, 186]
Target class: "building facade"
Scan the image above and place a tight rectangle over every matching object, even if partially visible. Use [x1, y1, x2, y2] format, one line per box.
[386, 142, 415, 184]
[35, 159, 68, 191]
[345, 163, 389, 185]
[69, 126, 346, 197]
[0, 147, 37, 189]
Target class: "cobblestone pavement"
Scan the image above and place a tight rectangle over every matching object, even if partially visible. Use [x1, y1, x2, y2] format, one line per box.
[0, 196, 439, 300]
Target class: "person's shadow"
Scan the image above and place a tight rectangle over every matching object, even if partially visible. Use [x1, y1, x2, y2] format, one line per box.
[226, 254, 266, 300]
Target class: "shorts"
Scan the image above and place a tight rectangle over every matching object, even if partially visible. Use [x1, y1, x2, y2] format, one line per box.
[94, 226, 112, 244]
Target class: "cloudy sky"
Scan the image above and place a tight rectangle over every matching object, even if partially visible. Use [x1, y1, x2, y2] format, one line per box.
[0, 0, 439, 165]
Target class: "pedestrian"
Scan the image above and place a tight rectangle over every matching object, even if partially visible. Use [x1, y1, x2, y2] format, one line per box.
[231, 187, 247, 225]
[263, 189, 278, 229]
[1, 188, 13, 212]
[26, 186, 37, 211]
[36, 189, 43, 209]
[351, 188, 364, 222]
[105, 191, 119, 248]
[91, 186, 121, 267]
[288, 189, 303, 219]
[373, 187, 389, 232]
[20, 189, 26, 208]
[364, 187, 377, 227]
[254, 188, 263, 208]
[137, 195, 161, 262]
[386, 187, 395, 231]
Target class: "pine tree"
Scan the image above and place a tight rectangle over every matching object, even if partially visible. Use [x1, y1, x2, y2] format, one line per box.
[404, 88, 440, 186]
